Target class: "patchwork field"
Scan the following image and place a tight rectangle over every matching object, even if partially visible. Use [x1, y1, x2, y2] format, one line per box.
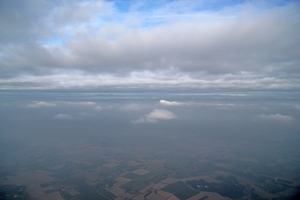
[1, 136, 299, 200]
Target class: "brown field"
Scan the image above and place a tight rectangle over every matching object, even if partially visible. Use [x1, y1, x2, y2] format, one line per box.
[249, 184, 280, 199]
[107, 186, 126, 197]
[180, 175, 220, 183]
[235, 176, 255, 186]
[157, 190, 173, 198]
[41, 185, 54, 191]
[52, 164, 65, 169]
[212, 170, 232, 178]
[140, 184, 155, 193]
[187, 192, 208, 200]
[160, 177, 178, 184]
[66, 188, 80, 196]
[143, 159, 165, 169]
[2, 170, 55, 186]
[132, 194, 145, 199]
[114, 177, 131, 187]
[27, 185, 46, 200]
[67, 158, 92, 165]
[147, 192, 166, 200]
[127, 160, 140, 166]
[152, 183, 168, 190]
[85, 171, 100, 182]
[124, 193, 139, 199]
[133, 168, 151, 175]
[120, 192, 132, 199]
[199, 191, 231, 200]
[101, 160, 120, 168]
[39, 192, 64, 200]
[166, 195, 179, 200]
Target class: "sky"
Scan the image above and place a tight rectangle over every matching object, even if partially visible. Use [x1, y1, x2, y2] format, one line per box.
[0, 0, 299, 91]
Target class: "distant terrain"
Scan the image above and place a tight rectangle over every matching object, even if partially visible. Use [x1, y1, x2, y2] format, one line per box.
[0, 91, 299, 200]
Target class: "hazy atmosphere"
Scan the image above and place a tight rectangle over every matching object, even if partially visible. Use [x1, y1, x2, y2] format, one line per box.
[0, 0, 300, 200]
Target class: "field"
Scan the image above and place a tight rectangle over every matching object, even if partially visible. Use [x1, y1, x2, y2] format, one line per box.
[1, 133, 299, 200]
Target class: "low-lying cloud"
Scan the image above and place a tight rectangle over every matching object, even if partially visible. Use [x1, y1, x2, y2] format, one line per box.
[132, 109, 177, 123]
[54, 113, 73, 119]
[27, 101, 56, 108]
[160, 100, 185, 106]
[27, 101, 97, 108]
[94, 106, 102, 111]
[62, 101, 96, 106]
[258, 114, 295, 123]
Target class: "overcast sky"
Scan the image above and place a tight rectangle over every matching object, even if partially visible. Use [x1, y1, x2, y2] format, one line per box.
[0, 0, 299, 90]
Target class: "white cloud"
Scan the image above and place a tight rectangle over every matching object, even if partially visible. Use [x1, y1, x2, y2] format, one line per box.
[54, 113, 73, 119]
[159, 100, 184, 106]
[59, 101, 96, 106]
[258, 114, 295, 123]
[94, 106, 102, 111]
[27, 101, 56, 108]
[132, 109, 177, 123]
[0, 1, 299, 90]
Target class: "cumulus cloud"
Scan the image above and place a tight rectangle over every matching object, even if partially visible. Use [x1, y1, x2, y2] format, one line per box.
[159, 100, 184, 106]
[27, 101, 56, 108]
[258, 114, 295, 123]
[132, 109, 177, 123]
[54, 113, 73, 119]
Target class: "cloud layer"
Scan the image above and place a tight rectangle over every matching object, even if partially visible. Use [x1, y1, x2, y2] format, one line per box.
[0, 0, 299, 90]
[26, 101, 57, 108]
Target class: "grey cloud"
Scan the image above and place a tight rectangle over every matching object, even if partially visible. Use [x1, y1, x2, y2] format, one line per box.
[0, 1, 299, 90]
[258, 114, 295, 123]
[54, 113, 73, 119]
[1, 68, 298, 90]
[26, 101, 57, 108]
[52, 0, 113, 26]
[66, 2, 300, 74]
[79, 112, 95, 118]
[119, 103, 145, 112]
[94, 106, 102, 111]
[0, 0, 52, 44]
[26, 100, 97, 108]
[132, 109, 177, 123]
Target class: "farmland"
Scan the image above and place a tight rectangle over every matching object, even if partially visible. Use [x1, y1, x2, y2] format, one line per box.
[1, 134, 299, 200]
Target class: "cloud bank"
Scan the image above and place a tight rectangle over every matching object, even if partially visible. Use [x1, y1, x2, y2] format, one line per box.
[0, 0, 299, 90]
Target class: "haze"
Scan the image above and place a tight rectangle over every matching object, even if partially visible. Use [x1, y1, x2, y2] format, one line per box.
[0, 0, 300, 200]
